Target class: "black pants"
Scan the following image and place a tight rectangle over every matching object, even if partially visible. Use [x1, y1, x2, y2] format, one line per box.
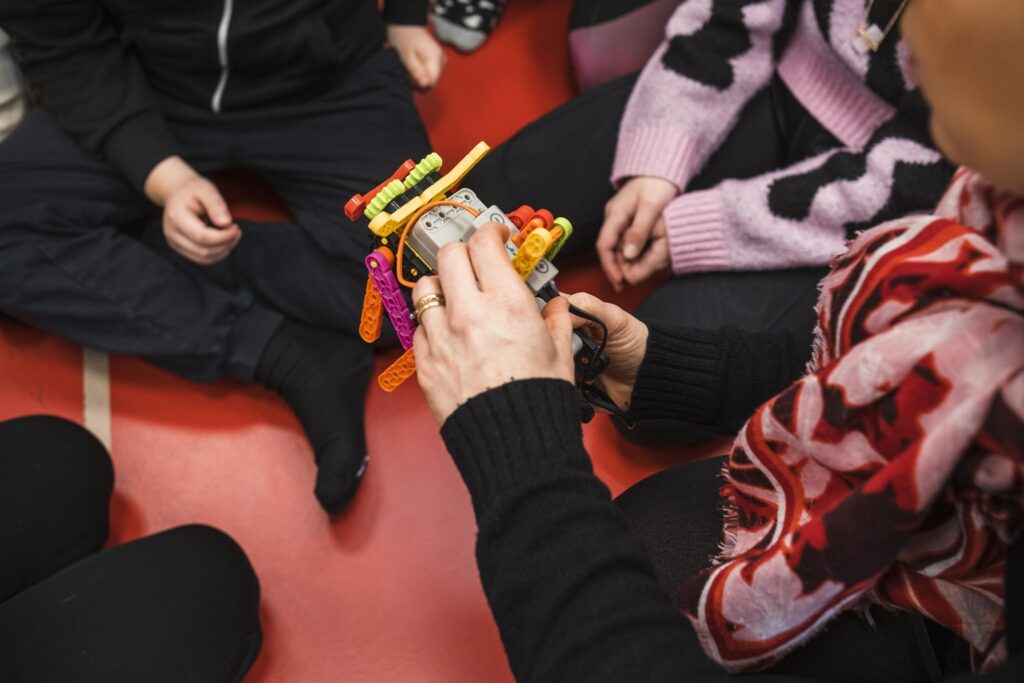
[468, 74, 839, 444]
[0, 48, 429, 383]
[0, 415, 262, 682]
[615, 460, 945, 683]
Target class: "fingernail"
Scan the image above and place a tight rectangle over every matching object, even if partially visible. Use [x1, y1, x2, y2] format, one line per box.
[623, 244, 638, 259]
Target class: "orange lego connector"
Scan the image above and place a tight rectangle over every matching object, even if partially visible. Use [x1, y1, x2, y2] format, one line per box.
[378, 348, 417, 392]
[358, 276, 383, 343]
[506, 205, 535, 229]
[532, 209, 554, 229]
[512, 210, 554, 247]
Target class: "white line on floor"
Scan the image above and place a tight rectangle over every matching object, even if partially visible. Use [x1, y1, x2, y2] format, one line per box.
[83, 348, 112, 451]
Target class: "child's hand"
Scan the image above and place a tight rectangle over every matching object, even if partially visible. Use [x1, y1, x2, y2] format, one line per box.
[387, 25, 446, 91]
[619, 217, 670, 286]
[145, 156, 240, 265]
[597, 176, 677, 290]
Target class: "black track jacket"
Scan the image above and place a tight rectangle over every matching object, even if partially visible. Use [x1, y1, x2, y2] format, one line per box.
[0, 0, 427, 186]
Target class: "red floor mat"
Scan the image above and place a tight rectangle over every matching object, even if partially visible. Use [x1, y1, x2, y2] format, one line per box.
[0, 2, 727, 679]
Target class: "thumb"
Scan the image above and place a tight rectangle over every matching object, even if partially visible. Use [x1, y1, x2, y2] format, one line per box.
[406, 52, 430, 88]
[620, 205, 658, 260]
[418, 46, 443, 86]
[195, 181, 233, 227]
[565, 291, 635, 339]
[564, 292, 607, 329]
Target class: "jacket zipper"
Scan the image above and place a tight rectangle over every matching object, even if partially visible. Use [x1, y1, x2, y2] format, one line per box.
[211, 0, 233, 112]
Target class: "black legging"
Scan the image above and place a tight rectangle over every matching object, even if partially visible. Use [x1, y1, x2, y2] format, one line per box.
[0, 416, 262, 682]
[467, 73, 837, 446]
[614, 460, 1024, 682]
[613, 458, 945, 682]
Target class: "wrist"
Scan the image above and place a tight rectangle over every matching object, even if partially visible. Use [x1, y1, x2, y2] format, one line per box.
[144, 156, 199, 206]
[441, 379, 588, 519]
[605, 322, 649, 412]
[628, 325, 723, 424]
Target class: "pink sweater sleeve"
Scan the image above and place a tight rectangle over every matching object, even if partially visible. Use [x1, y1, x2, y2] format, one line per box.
[611, 0, 789, 189]
[662, 96, 952, 274]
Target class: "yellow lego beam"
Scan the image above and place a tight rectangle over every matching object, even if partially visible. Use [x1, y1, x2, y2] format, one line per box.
[368, 141, 491, 237]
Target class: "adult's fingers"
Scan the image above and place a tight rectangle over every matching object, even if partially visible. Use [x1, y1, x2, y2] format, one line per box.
[434, 240, 481, 311]
[411, 275, 447, 339]
[467, 223, 521, 293]
[412, 325, 431, 361]
[541, 296, 574, 375]
[194, 181, 233, 228]
[564, 292, 609, 327]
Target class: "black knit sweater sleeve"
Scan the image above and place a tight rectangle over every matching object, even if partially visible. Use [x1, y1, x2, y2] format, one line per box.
[1, 0, 179, 188]
[442, 379, 696, 681]
[629, 324, 806, 434]
[381, 0, 429, 25]
[441, 379, 823, 681]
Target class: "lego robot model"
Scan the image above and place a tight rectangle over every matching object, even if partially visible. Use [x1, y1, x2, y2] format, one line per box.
[346, 142, 619, 419]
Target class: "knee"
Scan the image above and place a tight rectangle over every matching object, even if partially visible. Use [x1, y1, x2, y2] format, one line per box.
[59, 525, 262, 681]
[152, 525, 262, 643]
[614, 415, 715, 449]
[1, 415, 113, 519]
[159, 524, 261, 606]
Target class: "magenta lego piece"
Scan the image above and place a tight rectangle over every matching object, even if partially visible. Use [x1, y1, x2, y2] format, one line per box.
[366, 251, 416, 350]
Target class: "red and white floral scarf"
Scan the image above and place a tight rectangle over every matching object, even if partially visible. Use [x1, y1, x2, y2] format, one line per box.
[680, 170, 1024, 672]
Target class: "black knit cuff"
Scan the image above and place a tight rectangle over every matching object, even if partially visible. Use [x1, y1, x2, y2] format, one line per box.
[101, 109, 180, 190]
[441, 379, 590, 518]
[382, 0, 429, 25]
[629, 325, 724, 425]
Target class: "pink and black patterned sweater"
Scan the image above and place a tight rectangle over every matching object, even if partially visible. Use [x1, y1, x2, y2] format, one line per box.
[614, 0, 956, 275]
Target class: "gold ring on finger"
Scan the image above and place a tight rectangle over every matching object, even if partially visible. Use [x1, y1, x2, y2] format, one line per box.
[414, 292, 446, 323]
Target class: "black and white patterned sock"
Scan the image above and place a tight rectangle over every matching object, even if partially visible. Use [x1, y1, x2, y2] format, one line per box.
[432, 0, 508, 53]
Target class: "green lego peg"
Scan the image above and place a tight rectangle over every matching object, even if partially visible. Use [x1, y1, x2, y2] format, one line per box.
[403, 153, 443, 190]
[547, 217, 574, 260]
[365, 179, 407, 220]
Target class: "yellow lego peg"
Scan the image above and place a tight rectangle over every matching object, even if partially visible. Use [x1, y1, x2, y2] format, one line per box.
[512, 228, 554, 279]
[378, 347, 417, 392]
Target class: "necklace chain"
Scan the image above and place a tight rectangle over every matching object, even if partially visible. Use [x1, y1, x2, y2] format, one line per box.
[855, 0, 909, 53]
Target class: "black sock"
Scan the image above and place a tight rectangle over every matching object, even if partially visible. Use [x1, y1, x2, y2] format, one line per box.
[255, 321, 373, 514]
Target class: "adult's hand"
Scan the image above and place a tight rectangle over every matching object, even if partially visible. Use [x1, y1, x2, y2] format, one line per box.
[387, 24, 446, 90]
[596, 176, 677, 290]
[144, 156, 240, 265]
[564, 292, 648, 412]
[412, 223, 575, 424]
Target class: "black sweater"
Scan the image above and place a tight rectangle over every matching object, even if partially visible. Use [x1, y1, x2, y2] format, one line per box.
[441, 325, 1023, 681]
[0, 0, 427, 187]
